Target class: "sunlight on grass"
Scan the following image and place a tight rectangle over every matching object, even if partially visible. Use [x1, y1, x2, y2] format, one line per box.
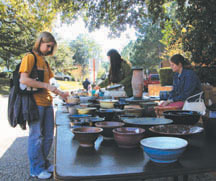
[57, 80, 82, 91]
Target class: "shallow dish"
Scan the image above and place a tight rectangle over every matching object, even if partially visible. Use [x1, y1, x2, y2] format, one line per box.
[72, 127, 103, 147]
[68, 114, 91, 121]
[113, 127, 145, 148]
[149, 124, 204, 137]
[123, 117, 173, 128]
[163, 110, 201, 125]
[140, 137, 188, 163]
[95, 121, 125, 140]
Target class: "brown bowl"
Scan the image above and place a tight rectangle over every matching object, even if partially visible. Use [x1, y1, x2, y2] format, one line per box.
[113, 127, 145, 148]
[72, 127, 103, 147]
[95, 121, 125, 140]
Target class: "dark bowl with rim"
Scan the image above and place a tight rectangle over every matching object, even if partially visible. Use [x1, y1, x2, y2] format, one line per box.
[163, 110, 201, 125]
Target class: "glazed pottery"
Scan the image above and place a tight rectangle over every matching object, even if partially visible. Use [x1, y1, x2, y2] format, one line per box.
[99, 99, 118, 109]
[95, 121, 125, 140]
[71, 127, 103, 147]
[113, 127, 145, 148]
[202, 116, 216, 138]
[149, 124, 204, 137]
[140, 137, 188, 163]
[163, 110, 201, 125]
[131, 68, 144, 99]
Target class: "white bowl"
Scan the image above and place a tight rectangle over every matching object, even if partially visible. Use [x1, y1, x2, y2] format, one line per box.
[140, 136, 188, 163]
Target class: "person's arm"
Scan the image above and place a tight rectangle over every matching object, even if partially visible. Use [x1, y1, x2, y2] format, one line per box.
[20, 72, 56, 92]
[20, 73, 68, 99]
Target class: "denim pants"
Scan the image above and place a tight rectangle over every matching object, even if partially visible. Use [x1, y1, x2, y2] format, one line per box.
[28, 106, 54, 175]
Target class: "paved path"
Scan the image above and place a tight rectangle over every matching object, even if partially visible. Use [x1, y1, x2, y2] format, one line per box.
[0, 95, 216, 181]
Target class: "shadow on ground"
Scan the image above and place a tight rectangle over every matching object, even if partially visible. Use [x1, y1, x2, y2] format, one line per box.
[0, 136, 54, 181]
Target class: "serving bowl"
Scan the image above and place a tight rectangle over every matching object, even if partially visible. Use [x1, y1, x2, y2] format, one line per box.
[113, 127, 145, 148]
[97, 109, 124, 121]
[66, 96, 80, 104]
[77, 107, 97, 115]
[71, 127, 103, 147]
[140, 137, 188, 163]
[163, 110, 201, 125]
[99, 99, 118, 109]
[95, 121, 125, 140]
[149, 124, 204, 137]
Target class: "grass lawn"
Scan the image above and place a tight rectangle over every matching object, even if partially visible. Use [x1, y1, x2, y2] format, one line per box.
[0, 78, 82, 96]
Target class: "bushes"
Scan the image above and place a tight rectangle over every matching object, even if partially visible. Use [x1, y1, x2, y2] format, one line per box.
[159, 68, 173, 86]
[194, 66, 216, 86]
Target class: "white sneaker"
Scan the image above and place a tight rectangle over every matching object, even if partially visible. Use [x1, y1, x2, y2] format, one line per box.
[47, 165, 54, 173]
[37, 170, 52, 179]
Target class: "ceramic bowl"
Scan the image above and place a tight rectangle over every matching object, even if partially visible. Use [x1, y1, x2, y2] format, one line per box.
[149, 124, 204, 137]
[95, 121, 125, 140]
[113, 127, 145, 148]
[72, 127, 103, 147]
[99, 99, 118, 109]
[163, 110, 201, 125]
[67, 96, 80, 104]
[97, 109, 124, 121]
[77, 107, 97, 115]
[140, 137, 188, 163]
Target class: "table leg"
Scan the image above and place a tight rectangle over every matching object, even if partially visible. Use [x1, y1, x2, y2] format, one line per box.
[183, 175, 188, 181]
[173, 176, 178, 181]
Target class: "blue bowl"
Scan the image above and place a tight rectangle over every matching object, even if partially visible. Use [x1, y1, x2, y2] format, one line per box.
[140, 137, 188, 163]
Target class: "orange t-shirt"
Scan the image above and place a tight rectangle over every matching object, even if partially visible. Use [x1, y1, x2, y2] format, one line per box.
[19, 52, 54, 106]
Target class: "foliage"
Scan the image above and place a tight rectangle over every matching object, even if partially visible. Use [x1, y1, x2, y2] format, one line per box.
[121, 20, 164, 71]
[56, 0, 216, 65]
[46, 43, 74, 72]
[147, 0, 216, 65]
[0, 0, 56, 68]
[69, 34, 103, 78]
[159, 67, 173, 86]
[194, 66, 216, 86]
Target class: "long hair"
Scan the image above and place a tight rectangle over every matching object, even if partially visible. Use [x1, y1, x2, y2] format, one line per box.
[170, 54, 192, 69]
[107, 49, 122, 83]
[33, 31, 57, 56]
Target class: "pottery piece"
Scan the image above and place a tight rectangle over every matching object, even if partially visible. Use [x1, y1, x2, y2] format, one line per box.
[113, 127, 145, 148]
[140, 137, 188, 163]
[149, 124, 204, 137]
[163, 110, 201, 125]
[95, 121, 125, 140]
[71, 127, 103, 147]
[131, 68, 144, 99]
[99, 99, 118, 109]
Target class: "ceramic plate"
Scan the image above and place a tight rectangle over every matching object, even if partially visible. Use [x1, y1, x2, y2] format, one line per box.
[123, 117, 173, 126]
[149, 124, 204, 136]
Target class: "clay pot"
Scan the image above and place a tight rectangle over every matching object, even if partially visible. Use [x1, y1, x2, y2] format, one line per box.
[131, 68, 144, 99]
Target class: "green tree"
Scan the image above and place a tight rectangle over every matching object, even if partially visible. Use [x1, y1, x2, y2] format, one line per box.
[69, 34, 103, 77]
[121, 19, 164, 71]
[46, 43, 74, 72]
[0, 0, 56, 68]
[56, 0, 216, 65]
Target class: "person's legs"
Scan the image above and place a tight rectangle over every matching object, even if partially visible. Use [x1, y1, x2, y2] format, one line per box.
[28, 106, 46, 176]
[42, 106, 54, 168]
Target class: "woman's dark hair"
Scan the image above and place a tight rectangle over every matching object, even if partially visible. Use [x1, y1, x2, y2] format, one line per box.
[170, 54, 191, 69]
[107, 49, 122, 83]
